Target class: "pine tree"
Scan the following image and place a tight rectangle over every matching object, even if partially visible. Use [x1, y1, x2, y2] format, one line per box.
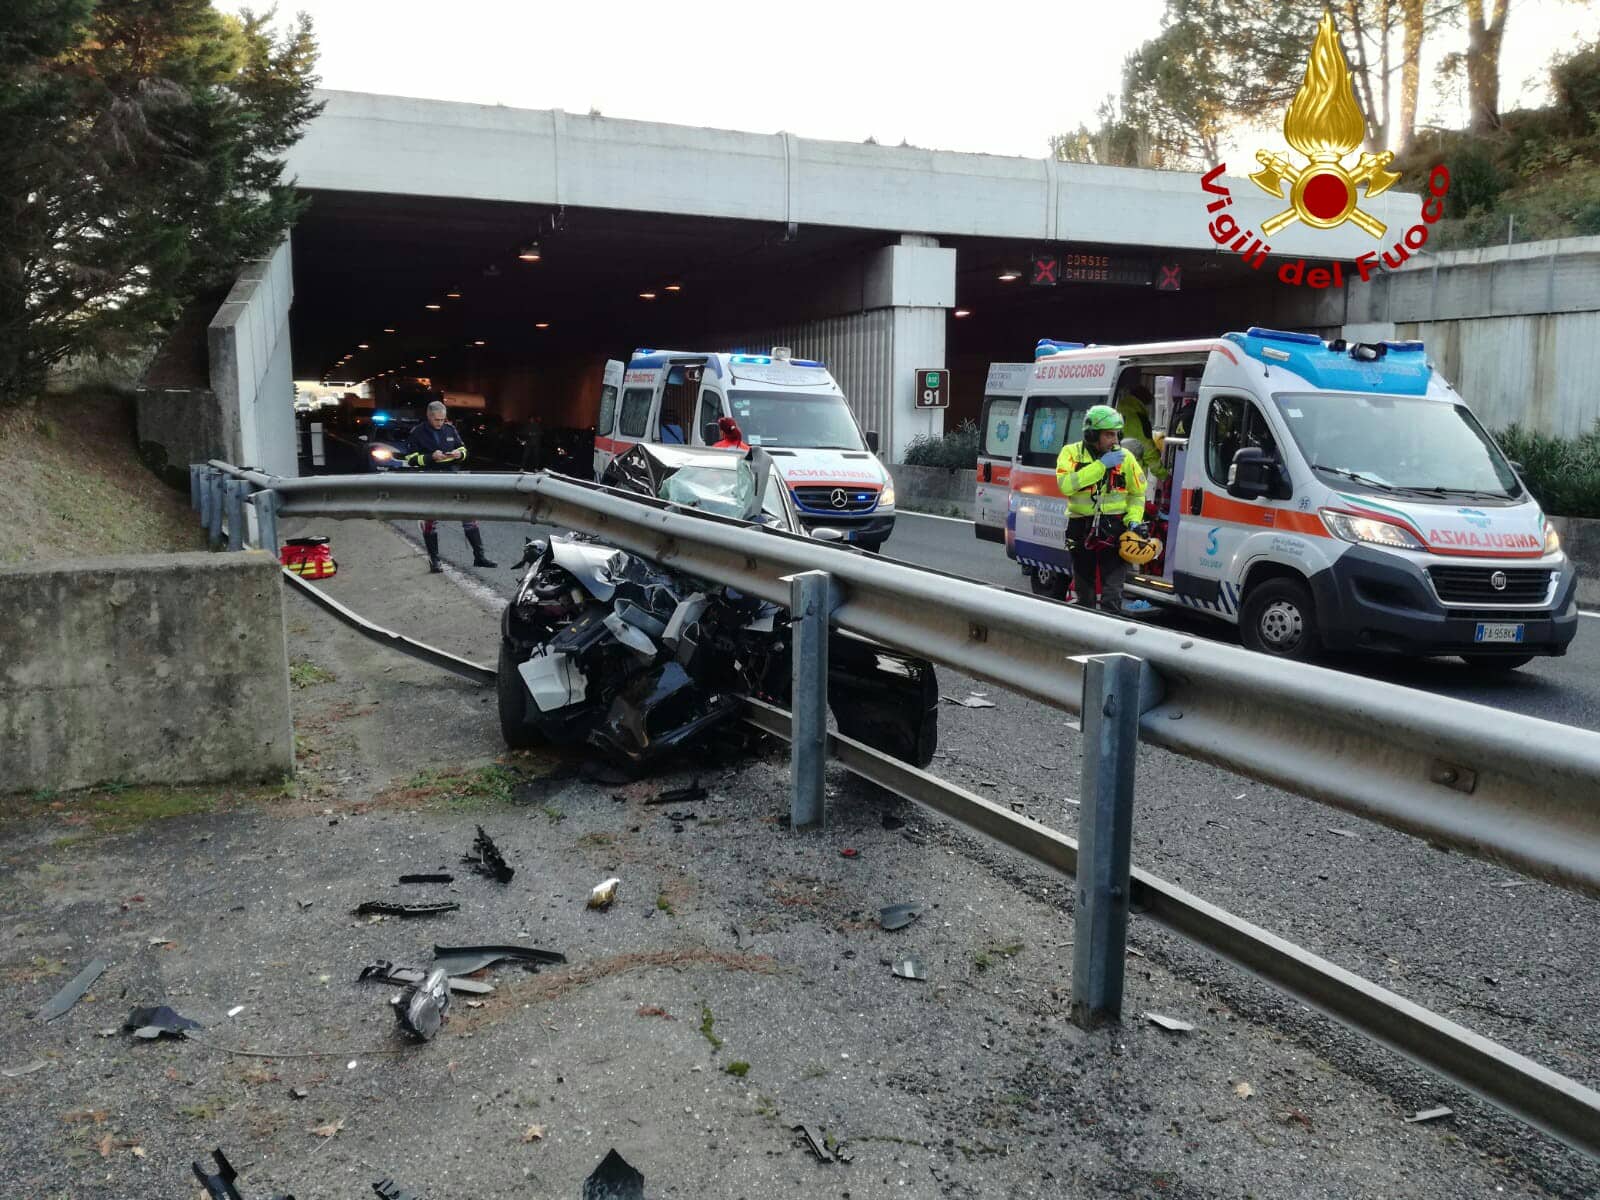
[0, 1, 321, 406]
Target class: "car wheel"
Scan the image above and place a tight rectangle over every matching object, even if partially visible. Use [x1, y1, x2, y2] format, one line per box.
[496, 640, 544, 749]
[1029, 565, 1070, 601]
[1459, 654, 1534, 672]
[1240, 577, 1321, 662]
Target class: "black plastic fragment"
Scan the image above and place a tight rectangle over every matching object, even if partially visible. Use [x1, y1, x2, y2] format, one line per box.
[583, 1148, 645, 1200]
[372, 1179, 422, 1200]
[647, 777, 707, 806]
[354, 901, 460, 918]
[879, 903, 924, 931]
[397, 874, 453, 885]
[125, 1004, 203, 1039]
[430, 943, 567, 977]
[393, 968, 450, 1041]
[37, 958, 107, 1022]
[462, 825, 514, 883]
[192, 1148, 295, 1200]
[792, 1123, 833, 1162]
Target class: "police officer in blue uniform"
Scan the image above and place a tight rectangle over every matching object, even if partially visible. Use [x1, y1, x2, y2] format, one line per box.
[405, 400, 497, 572]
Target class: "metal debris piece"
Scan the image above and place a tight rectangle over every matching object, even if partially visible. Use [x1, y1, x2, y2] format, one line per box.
[2, 1060, 48, 1078]
[892, 957, 928, 981]
[393, 969, 451, 1041]
[397, 874, 453, 885]
[1404, 1105, 1454, 1123]
[879, 903, 923, 931]
[290, 1087, 308, 1100]
[792, 1123, 834, 1163]
[124, 1005, 202, 1040]
[648, 778, 708, 806]
[191, 1148, 294, 1200]
[357, 960, 494, 995]
[941, 694, 996, 708]
[1144, 1012, 1195, 1033]
[37, 958, 107, 1022]
[372, 1179, 422, 1200]
[588, 877, 621, 910]
[582, 1148, 645, 1200]
[462, 825, 514, 883]
[430, 944, 567, 976]
[354, 901, 461, 918]
[1327, 828, 1360, 839]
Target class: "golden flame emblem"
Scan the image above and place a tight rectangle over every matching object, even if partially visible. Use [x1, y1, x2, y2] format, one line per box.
[1249, 10, 1401, 238]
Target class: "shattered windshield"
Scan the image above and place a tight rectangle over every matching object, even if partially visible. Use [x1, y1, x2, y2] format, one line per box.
[658, 461, 759, 520]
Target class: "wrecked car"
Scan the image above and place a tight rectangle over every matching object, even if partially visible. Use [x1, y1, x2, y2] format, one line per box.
[496, 442, 937, 768]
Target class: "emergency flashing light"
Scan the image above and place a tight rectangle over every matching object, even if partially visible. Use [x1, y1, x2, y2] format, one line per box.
[1245, 326, 1323, 346]
[373, 412, 391, 424]
[731, 354, 773, 365]
[1035, 339, 1086, 359]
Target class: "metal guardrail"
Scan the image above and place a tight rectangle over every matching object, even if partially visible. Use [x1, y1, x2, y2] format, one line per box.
[204, 462, 1600, 898]
[193, 461, 1600, 1157]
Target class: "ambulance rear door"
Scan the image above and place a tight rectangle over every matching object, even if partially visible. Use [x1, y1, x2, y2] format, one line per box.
[591, 359, 625, 479]
[974, 363, 1030, 542]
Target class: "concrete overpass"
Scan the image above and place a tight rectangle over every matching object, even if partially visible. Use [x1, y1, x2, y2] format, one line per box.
[151, 89, 1422, 475]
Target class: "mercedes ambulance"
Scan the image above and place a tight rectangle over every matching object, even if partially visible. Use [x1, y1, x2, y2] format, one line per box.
[982, 328, 1579, 667]
[591, 347, 896, 549]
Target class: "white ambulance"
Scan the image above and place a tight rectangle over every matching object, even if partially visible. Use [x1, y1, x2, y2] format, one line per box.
[591, 347, 896, 549]
[982, 328, 1579, 668]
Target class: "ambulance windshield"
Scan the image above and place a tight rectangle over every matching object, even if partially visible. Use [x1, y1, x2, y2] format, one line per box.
[728, 390, 866, 451]
[1272, 393, 1521, 500]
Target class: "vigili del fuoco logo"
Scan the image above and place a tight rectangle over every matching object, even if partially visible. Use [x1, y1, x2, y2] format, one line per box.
[1198, 9, 1451, 288]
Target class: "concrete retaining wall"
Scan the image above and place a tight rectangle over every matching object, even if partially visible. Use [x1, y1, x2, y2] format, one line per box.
[0, 552, 293, 794]
[136, 388, 227, 490]
[209, 239, 297, 478]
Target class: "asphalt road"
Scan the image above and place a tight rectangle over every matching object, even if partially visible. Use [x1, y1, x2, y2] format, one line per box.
[420, 508, 1599, 731]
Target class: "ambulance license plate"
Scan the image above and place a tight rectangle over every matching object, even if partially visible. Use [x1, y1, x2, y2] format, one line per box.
[1474, 623, 1524, 644]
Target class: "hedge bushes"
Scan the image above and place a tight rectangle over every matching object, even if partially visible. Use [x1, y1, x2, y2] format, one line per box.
[901, 420, 980, 469]
[1496, 421, 1600, 519]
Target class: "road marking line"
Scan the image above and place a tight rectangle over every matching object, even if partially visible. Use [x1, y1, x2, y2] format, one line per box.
[900, 509, 974, 526]
[1581, 610, 1599, 620]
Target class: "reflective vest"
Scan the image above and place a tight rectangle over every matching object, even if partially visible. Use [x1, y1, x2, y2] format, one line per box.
[1055, 440, 1146, 524]
[1117, 396, 1168, 480]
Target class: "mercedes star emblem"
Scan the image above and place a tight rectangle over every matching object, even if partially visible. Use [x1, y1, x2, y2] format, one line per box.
[830, 488, 849, 509]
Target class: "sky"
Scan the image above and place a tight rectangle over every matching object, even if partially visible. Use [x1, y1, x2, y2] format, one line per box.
[233, 0, 1596, 161]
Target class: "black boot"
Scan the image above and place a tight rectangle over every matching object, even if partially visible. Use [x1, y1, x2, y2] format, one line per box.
[466, 527, 497, 568]
[423, 530, 443, 573]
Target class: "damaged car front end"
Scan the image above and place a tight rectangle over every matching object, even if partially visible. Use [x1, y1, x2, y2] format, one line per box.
[497, 444, 937, 768]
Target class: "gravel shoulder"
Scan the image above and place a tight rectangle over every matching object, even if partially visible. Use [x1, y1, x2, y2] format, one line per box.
[1, 520, 1594, 1198]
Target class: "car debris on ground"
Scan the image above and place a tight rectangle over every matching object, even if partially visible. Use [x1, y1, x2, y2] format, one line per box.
[36, 958, 107, 1022]
[428, 944, 567, 976]
[588, 877, 621, 910]
[791, 1123, 852, 1164]
[393, 968, 451, 1041]
[462, 825, 514, 883]
[879, 903, 923, 931]
[582, 1148, 645, 1200]
[892, 957, 928, 981]
[396, 873, 454, 885]
[354, 900, 461, 918]
[496, 444, 939, 768]
[357, 961, 494, 996]
[372, 1178, 424, 1200]
[1405, 1105, 1454, 1123]
[124, 1005, 203, 1040]
[191, 1148, 294, 1199]
[648, 778, 708, 806]
[1144, 1012, 1196, 1033]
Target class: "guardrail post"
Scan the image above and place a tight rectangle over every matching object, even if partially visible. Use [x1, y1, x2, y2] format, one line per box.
[1072, 652, 1142, 1030]
[251, 488, 280, 556]
[189, 464, 202, 513]
[783, 570, 833, 831]
[196, 466, 212, 532]
[205, 469, 226, 548]
[225, 479, 248, 551]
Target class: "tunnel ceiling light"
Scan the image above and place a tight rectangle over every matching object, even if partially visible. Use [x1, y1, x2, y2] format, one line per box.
[638, 292, 657, 300]
[425, 302, 442, 311]
[534, 322, 550, 329]
[446, 288, 462, 299]
[416, 358, 425, 363]
[473, 339, 486, 346]
[518, 242, 542, 262]
[383, 327, 396, 333]
[664, 284, 682, 292]
[357, 343, 369, 350]
[998, 269, 1021, 282]
[954, 308, 973, 318]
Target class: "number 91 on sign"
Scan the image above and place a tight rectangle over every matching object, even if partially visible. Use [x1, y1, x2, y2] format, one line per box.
[915, 368, 949, 409]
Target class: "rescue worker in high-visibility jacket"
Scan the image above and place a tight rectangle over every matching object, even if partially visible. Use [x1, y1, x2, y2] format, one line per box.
[404, 400, 497, 573]
[1116, 384, 1168, 481]
[1056, 404, 1147, 613]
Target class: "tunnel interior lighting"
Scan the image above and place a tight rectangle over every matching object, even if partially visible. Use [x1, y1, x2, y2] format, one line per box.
[474, 339, 486, 346]
[534, 322, 550, 329]
[425, 303, 441, 311]
[383, 327, 396, 333]
[518, 243, 542, 262]
[954, 308, 972, 318]
[998, 269, 1021, 282]
[446, 288, 462, 299]
[664, 284, 682, 292]
[638, 292, 657, 300]
[357, 343, 369, 350]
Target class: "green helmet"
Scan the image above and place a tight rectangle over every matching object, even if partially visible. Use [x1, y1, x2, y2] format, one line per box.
[1084, 404, 1124, 433]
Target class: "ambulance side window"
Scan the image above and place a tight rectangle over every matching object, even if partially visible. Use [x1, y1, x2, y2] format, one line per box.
[596, 384, 619, 436]
[619, 387, 653, 438]
[1019, 396, 1086, 468]
[1205, 396, 1281, 486]
[980, 395, 1021, 460]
